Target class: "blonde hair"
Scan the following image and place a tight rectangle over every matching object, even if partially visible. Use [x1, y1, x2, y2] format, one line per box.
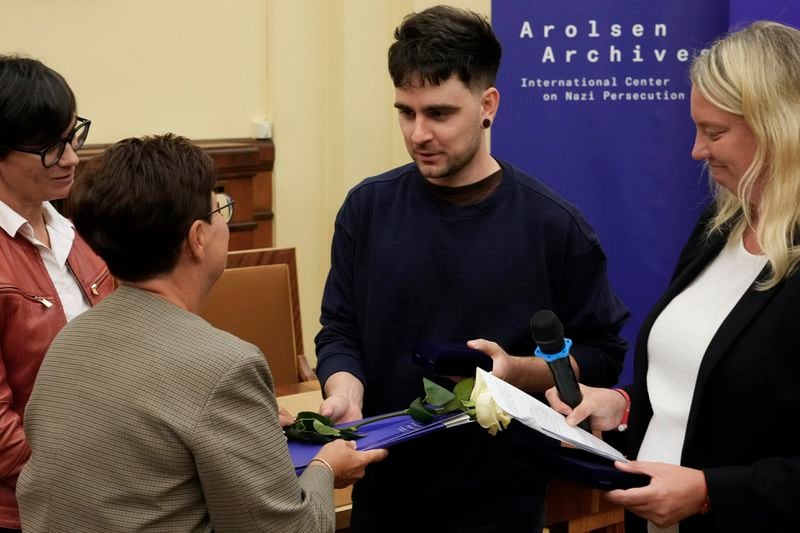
[691, 21, 800, 289]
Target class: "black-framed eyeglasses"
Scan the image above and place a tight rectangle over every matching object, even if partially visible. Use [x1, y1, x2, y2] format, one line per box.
[7, 116, 91, 168]
[203, 192, 235, 223]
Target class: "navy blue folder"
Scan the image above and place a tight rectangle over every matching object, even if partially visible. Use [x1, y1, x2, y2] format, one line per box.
[288, 411, 471, 474]
[504, 421, 650, 490]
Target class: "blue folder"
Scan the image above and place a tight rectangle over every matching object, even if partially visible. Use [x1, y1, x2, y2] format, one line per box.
[288, 411, 472, 474]
[504, 421, 650, 490]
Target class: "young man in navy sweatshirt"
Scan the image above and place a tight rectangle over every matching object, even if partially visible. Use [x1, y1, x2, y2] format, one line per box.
[315, 6, 629, 532]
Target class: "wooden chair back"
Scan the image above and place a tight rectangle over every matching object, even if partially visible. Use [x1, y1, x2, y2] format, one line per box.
[199, 247, 315, 385]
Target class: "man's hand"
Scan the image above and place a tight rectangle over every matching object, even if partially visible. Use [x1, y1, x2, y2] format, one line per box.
[467, 338, 559, 393]
[467, 339, 514, 380]
[320, 371, 364, 423]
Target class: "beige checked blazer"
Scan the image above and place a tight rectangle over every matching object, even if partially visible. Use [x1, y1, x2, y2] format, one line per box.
[17, 285, 335, 532]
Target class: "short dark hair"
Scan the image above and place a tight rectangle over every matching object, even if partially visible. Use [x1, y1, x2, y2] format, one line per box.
[0, 55, 76, 159]
[70, 134, 219, 282]
[388, 5, 501, 90]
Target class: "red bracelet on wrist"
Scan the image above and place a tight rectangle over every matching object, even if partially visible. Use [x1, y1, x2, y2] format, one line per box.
[613, 388, 630, 432]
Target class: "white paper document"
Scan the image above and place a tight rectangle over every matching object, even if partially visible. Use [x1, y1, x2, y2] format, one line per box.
[477, 368, 628, 463]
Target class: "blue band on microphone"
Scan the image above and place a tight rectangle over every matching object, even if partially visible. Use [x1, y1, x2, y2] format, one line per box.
[534, 338, 572, 363]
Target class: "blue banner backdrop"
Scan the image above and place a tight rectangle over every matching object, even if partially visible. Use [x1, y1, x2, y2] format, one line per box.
[730, 0, 800, 27]
[491, 1, 729, 384]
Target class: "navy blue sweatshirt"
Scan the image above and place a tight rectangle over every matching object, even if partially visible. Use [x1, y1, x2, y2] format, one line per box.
[316, 160, 629, 528]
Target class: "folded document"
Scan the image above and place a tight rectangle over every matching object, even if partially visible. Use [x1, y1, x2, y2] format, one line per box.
[477, 368, 649, 489]
[477, 368, 627, 462]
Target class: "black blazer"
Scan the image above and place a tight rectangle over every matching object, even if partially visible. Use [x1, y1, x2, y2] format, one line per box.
[625, 208, 800, 533]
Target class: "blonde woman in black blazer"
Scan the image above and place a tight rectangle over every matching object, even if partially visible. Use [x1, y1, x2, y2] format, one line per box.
[547, 21, 800, 533]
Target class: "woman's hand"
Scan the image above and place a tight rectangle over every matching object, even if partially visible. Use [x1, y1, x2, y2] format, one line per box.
[545, 384, 627, 431]
[313, 439, 389, 488]
[278, 406, 296, 427]
[606, 461, 708, 528]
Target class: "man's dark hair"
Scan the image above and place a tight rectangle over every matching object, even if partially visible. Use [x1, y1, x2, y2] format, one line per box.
[0, 55, 76, 158]
[388, 5, 502, 90]
[71, 134, 219, 282]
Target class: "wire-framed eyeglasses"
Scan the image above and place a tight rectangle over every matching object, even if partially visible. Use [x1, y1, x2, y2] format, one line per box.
[7, 117, 91, 168]
[203, 192, 235, 223]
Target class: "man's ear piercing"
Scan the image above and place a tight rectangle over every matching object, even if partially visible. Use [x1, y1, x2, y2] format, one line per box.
[482, 118, 491, 129]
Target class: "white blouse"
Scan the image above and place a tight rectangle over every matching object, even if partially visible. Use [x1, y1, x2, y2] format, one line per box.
[638, 236, 766, 533]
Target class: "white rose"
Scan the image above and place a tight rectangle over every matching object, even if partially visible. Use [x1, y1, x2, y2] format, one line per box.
[470, 371, 512, 436]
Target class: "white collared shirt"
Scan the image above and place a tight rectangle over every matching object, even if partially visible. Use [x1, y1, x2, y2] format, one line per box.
[0, 199, 90, 321]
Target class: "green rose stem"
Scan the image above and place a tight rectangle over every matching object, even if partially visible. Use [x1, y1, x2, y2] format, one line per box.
[285, 377, 476, 444]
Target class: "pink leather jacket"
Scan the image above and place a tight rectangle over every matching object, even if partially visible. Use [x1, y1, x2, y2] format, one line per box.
[0, 229, 113, 528]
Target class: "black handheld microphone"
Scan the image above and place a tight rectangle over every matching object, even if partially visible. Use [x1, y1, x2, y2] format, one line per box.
[531, 310, 591, 432]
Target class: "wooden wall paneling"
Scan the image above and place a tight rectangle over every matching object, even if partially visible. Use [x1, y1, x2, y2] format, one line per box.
[197, 139, 273, 251]
[72, 138, 275, 251]
[249, 139, 275, 247]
